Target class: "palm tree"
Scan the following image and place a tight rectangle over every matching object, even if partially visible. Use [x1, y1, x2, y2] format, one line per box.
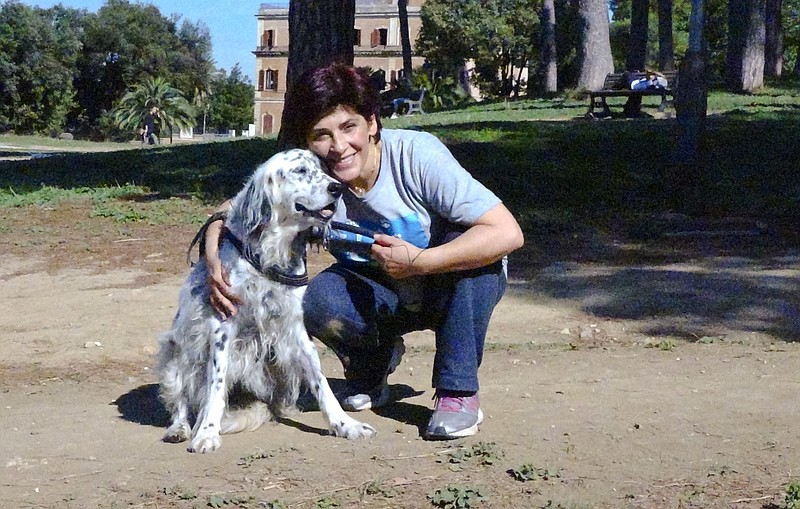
[112, 76, 196, 143]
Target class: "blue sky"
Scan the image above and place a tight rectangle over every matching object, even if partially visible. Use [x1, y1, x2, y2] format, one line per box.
[21, 1, 289, 83]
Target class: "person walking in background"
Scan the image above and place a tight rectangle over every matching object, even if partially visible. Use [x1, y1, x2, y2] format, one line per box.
[142, 106, 159, 145]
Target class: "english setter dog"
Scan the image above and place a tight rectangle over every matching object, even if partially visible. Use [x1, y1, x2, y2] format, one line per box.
[157, 149, 376, 453]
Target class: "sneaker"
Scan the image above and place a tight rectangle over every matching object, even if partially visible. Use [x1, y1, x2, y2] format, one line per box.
[341, 338, 405, 412]
[425, 391, 483, 440]
[341, 381, 390, 411]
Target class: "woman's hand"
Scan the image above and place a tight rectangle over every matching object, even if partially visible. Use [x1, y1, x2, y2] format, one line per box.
[370, 234, 426, 279]
[370, 203, 524, 279]
[204, 205, 241, 319]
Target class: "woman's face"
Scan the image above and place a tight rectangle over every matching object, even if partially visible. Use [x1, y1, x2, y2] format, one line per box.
[306, 105, 378, 186]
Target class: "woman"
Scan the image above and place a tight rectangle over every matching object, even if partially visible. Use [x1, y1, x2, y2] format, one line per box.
[204, 63, 523, 440]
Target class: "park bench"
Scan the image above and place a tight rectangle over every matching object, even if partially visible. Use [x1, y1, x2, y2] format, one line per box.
[382, 87, 426, 118]
[402, 87, 426, 116]
[586, 70, 678, 118]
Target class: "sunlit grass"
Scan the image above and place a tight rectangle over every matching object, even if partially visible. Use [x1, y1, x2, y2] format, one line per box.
[0, 184, 150, 207]
[2, 83, 800, 225]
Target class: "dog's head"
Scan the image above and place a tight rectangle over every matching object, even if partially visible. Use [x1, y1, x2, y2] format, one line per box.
[228, 149, 343, 240]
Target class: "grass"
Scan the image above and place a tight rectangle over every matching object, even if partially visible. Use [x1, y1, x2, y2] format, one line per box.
[2, 83, 800, 229]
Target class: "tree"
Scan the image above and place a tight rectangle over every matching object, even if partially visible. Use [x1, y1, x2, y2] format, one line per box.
[418, 0, 539, 98]
[285, 0, 355, 91]
[112, 76, 195, 143]
[417, 0, 477, 77]
[74, 0, 214, 137]
[279, 0, 355, 148]
[627, 0, 649, 71]
[576, 0, 614, 90]
[205, 64, 255, 134]
[0, 2, 83, 134]
[398, 0, 414, 80]
[173, 20, 216, 111]
[541, 0, 558, 93]
[726, 0, 766, 91]
[674, 0, 708, 166]
[623, 0, 649, 115]
[764, 0, 783, 76]
[786, 0, 800, 76]
[657, 0, 677, 71]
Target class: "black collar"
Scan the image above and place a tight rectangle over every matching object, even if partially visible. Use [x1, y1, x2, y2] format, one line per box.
[223, 229, 309, 287]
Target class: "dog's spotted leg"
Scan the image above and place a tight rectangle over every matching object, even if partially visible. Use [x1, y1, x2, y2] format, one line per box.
[295, 327, 376, 440]
[162, 400, 191, 443]
[190, 320, 236, 453]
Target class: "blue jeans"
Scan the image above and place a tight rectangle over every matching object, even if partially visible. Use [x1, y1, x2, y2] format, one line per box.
[303, 242, 507, 393]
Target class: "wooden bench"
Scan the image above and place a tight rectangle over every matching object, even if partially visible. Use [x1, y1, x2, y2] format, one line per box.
[587, 71, 678, 118]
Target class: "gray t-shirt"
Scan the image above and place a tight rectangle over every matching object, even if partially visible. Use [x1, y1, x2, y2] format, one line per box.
[325, 128, 501, 305]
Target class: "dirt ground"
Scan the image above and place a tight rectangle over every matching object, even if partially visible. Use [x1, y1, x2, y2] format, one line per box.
[1, 200, 799, 509]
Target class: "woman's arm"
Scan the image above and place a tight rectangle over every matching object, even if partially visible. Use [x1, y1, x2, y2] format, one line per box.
[370, 202, 524, 279]
[204, 199, 241, 318]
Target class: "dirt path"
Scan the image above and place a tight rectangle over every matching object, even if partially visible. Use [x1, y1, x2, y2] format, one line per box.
[1, 259, 798, 509]
[1, 201, 799, 508]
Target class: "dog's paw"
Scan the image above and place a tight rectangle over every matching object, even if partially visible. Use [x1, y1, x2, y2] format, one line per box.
[162, 422, 191, 443]
[188, 432, 221, 453]
[330, 417, 377, 440]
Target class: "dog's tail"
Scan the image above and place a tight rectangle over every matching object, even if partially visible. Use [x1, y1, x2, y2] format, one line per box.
[220, 401, 272, 434]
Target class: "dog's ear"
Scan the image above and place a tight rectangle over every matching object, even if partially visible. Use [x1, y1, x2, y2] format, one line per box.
[229, 170, 273, 238]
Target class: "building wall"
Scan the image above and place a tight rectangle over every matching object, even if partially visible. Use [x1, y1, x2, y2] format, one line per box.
[253, 0, 425, 136]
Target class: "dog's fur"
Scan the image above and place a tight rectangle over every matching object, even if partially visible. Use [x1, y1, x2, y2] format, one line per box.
[156, 149, 376, 453]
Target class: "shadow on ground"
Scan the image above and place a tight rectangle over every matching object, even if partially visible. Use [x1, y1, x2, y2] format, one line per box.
[508, 214, 800, 343]
[114, 380, 427, 434]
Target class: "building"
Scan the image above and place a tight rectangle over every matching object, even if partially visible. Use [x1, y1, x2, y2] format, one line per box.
[253, 0, 426, 136]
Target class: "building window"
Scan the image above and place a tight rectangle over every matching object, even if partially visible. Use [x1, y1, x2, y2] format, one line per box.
[353, 28, 361, 46]
[258, 69, 279, 91]
[370, 28, 388, 47]
[261, 29, 274, 48]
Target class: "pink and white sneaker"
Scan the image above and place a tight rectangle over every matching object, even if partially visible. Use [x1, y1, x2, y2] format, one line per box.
[425, 391, 483, 440]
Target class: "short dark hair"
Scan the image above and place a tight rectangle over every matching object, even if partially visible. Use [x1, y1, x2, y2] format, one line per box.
[282, 63, 383, 148]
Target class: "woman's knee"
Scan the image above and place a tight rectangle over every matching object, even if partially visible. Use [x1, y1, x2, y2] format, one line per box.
[302, 270, 352, 338]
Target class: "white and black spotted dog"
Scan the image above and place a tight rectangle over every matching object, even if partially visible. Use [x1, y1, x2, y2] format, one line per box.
[156, 149, 376, 453]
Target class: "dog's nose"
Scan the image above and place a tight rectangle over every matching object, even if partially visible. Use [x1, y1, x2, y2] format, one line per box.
[328, 182, 345, 198]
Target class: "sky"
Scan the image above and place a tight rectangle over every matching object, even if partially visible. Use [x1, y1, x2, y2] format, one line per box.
[21, 0, 290, 83]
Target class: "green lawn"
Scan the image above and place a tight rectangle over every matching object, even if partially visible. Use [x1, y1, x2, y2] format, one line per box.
[2, 83, 800, 228]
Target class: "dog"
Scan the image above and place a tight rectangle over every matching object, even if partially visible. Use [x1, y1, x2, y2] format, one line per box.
[156, 149, 377, 453]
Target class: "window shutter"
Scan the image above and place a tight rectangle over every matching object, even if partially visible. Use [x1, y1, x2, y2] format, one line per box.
[258, 70, 265, 91]
[371, 29, 379, 48]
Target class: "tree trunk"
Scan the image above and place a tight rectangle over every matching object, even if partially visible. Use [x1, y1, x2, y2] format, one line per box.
[657, 0, 676, 71]
[398, 0, 413, 80]
[624, 0, 649, 116]
[541, 0, 558, 93]
[285, 0, 354, 90]
[576, 0, 614, 90]
[671, 0, 708, 213]
[726, 0, 766, 92]
[764, 0, 783, 77]
[627, 0, 649, 71]
[280, 0, 355, 147]
[795, 44, 800, 76]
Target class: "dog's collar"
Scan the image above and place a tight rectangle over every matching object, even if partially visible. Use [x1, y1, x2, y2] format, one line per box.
[223, 229, 309, 287]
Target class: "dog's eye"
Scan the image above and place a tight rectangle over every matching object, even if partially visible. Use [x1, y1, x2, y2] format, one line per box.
[296, 167, 308, 175]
